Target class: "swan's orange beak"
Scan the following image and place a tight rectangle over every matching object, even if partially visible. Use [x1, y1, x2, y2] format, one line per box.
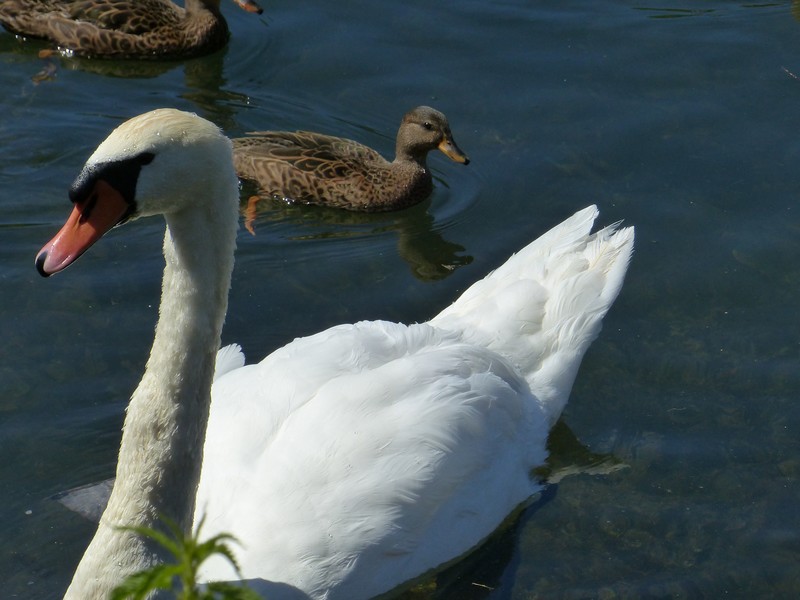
[36, 180, 130, 277]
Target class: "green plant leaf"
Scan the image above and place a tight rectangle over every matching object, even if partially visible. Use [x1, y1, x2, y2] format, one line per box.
[109, 563, 182, 600]
[111, 515, 264, 600]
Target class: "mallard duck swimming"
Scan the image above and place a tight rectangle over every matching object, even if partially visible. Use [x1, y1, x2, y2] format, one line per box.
[0, 0, 262, 59]
[234, 106, 471, 211]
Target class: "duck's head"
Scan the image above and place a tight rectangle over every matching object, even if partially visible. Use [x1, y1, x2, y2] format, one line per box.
[396, 106, 470, 165]
[35, 109, 236, 277]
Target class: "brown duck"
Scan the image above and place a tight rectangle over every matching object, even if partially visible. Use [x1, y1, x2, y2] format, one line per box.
[0, 0, 262, 59]
[234, 106, 470, 212]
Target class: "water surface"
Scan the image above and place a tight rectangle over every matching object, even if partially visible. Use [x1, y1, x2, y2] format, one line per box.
[1, 1, 799, 597]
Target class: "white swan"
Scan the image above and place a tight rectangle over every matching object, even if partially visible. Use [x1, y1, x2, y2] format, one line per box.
[36, 109, 634, 600]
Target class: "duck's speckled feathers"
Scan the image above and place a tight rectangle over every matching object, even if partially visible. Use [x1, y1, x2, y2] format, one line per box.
[233, 106, 470, 212]
[0, 0, 262, 59]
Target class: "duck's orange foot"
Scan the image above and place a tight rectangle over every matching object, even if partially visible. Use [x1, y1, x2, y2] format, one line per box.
[244, 195, 262, 236]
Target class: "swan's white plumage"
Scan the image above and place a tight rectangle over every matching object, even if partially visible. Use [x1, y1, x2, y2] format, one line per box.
[197, 204, 634, 598]
[199, 321, 549, 597]
[42, 110, 634, 600]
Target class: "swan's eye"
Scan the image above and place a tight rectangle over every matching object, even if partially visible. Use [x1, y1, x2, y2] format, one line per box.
[138, 152, 155, 166]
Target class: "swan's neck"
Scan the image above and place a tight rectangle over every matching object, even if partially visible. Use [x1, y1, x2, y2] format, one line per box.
[65, 202, 237, 598]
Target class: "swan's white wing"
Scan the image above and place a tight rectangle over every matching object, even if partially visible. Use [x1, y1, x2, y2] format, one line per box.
[432, 205, 634, 424]
[196, 320, 548, 599]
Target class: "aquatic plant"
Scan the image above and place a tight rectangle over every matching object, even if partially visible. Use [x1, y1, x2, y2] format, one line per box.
[110, 516, 262, 600]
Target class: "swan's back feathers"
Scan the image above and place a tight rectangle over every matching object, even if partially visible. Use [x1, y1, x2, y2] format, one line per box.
[213, 344, 245, 382]
[199, 320, 549, 597]
[431, 205, 634, 425]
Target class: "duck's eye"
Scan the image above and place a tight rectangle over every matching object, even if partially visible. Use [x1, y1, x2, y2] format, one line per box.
[422, 122, 433, 131]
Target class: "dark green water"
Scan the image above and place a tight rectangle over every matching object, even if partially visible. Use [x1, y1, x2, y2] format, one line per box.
[1, 1, 799, 597]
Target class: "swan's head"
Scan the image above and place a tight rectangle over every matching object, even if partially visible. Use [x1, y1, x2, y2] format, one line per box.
[35, 109, 237, 277]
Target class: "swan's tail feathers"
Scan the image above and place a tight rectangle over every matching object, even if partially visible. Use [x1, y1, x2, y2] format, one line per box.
[213, 343, 246, 382]
[431, 205, 634, 425]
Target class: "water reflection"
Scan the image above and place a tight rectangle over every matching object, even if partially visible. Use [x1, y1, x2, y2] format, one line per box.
[0, 32, 185, 80]
[2, 40, 253, 140]
[632, 7, 715, 19]
[35, 51, 186, 80]
[241, 192, 473, 282]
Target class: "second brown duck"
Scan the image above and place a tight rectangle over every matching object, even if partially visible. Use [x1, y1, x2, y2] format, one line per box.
[0, 0, 262, 59]
[234, 106, 470, 212]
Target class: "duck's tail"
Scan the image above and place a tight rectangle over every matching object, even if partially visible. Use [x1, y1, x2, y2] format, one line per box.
[430, 205, 634, 425]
